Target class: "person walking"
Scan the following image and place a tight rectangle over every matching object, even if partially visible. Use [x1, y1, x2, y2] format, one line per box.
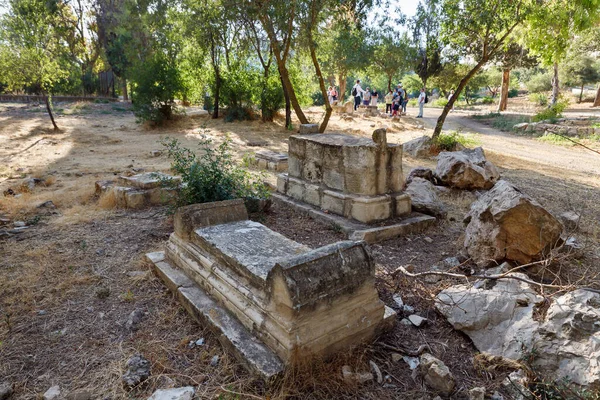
[417, 88, 426, 118]
[352, 80, 365, 111]
[371, 88, 378, 106]
[385, 90, 393, 114]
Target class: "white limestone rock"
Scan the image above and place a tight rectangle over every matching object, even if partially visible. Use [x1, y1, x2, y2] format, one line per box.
[436, 147, 500, 190]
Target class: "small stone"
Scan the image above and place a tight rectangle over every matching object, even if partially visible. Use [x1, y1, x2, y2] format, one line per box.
[122, 354, 151, 387]
[355, 372, 374, 384]
[423, 236, 433, 243]
[125, 309, 145, 331]
[400, 318, 412, 326]
[391, 353, 402, 363]
[392, 294, 403, 308]
[147, 387, 195, 400]
[403, 356, 420, 370]
[0, 382, 13, 400]
[210, 355, 219, 367]
[43, 385, 61, 400]
[342, 365, 354, 383]
[560, 211, 580, 231]
[408, 314, 427, 327]
[150, 150, 163, 157]
[96, 249, 105, 256]
[195, 338, 205, 346]
[490, 392, 504, 400]
[419, 353, 456, 395]
[402, 305, 415, 314]
[469, 387, 486, 400]
[13, 221, 26, 227]
[37, 200, 56, 209]
[37, 310, 47, 315]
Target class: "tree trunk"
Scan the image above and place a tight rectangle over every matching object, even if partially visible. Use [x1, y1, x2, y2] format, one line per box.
[388, 77, 392, 92]
[593, 84, 600, 107]
[338, 72, 347, 104]
[551, 61, 559, 105]
[497, 68, 510, 112]
[261, 68, 271, 122]
[579, 83, 584, 103]
[213, 68, 220, 119]
[433, 61, 487, 139]
[275, 58, 308, 124]
[280, 74, 292, 129]
[308, 31, 331, 133]
[122, 78, 128, 101]
[44, 93, 59, 131]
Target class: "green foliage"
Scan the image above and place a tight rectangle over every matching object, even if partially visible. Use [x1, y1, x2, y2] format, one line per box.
[401, 74, 424, 96]
[529, 93, 548, 106]
[533, 100, 569, 122]
[508, 88, 519, 98]
[472, 112, 530, 132]
[433, 97, 448, 107]
[434, 131, 478, 151]
[525, 72, 553, 93]
[161, 136, 270, 208]
[479, 96, 494, 105]
[537, 133, 573, 145]
[130, 52, 183, 124]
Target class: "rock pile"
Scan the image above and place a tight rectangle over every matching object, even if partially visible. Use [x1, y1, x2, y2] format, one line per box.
[436, 147, 500, 190]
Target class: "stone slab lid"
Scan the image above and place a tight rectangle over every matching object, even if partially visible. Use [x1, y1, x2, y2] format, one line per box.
[118, 172, 180, 189]
[194, 220, 310, 284]
[255, 150, 288, 162]
[293, 133, 400, 149]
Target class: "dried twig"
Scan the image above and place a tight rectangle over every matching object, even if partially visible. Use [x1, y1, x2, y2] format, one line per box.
[377, 342, 430, 357]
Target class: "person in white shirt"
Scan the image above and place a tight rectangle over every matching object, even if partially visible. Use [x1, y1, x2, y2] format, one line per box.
[352, 80, 365, 110]
[417, 88, 426, 118]
[448, 90, 455, 112]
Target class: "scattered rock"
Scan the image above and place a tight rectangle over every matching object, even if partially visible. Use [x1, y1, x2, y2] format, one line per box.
[13, 221, 26, 228]
[513, 122, 529, 131]
[501, 370, 528, 400]
[21, 177, 42, 191]
[122, 354, 151, 387]
[468, 387, 486, 400]
[37, 200, 56, 209]
[404, 178, 447, 218]
[391, 353, 403, 363]
[419, 353, 455, 395]
[341, 365, 354, 383]
[463, 180, 563, 266]
[43, 386, 61, 400]
[562, 236, 584, 258]
[125, 309, 145, 331]
[0, 382, 13, 400]
[408, 315, 427, 327]
[147, 387, 195, 400]
[423, 236, 433, 243]
[392, 294, 403, 308]
[399, 318, 412, 326]
[195, 338, 205, 346]
[405, 167, 438, 186]
[37, 310, 47, 315]
[372, 128, 387, 147]
[435, 147, 500, 190]
[402, 304, 415, 314]
[560, 211, 580, 231]
[403, 136, 434, 158]
[210, 355, 219, 367]
[403, 356, 420, 370]
[150, 150, 163, 157]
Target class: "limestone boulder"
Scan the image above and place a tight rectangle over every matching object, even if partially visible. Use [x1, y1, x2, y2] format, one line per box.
[403, 136, 434, 158]
[405, 167, 439, 186]
[436, 147, 500, 190]
[148, 387, 195, 400]
[405, 178, 447, 218]
[463, 180, 563, 266]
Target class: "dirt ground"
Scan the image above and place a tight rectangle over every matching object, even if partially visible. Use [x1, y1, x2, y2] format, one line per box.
[1, 100, 600, 399]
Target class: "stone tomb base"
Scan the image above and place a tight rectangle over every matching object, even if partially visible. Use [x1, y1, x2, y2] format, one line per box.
[253, 150, 288, 172]
[145, 199, 396, 378]
[95, 172, 178, 209]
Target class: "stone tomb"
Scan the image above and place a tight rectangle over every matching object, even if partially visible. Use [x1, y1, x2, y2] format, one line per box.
[253, 150, 288, 172]
[146, 199, 395, 377]
[277, 131, 411, 224]
[95, 172, 178, 209]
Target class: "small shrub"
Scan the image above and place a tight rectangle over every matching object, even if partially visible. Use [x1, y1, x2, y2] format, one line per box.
[533, 100, 568, 122]
[537, 133, 573, 145]
[408, 99, 418, 107]
[480, 96, 494, 105]
[434, 131, 478, 151]
[434, 98, 448, 107]
[525, 73, 553, 93]
[224, 105, 254, 122]
[161, 135, 270, 208]
[508, 88, 519, 98]
[529, 93, 548, 106]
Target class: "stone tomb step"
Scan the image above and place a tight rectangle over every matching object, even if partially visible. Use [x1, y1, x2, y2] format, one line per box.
[192, 220, 311, 286]
[118, 172, 180, 190]
[145, 251, 285, 378]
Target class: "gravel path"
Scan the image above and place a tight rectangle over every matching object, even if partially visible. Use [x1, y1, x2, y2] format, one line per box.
[411, 108, 600, 177]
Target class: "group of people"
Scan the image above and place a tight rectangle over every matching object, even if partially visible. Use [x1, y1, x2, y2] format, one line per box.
[351, 79, 429, 118]
[327, 86, 339, 105]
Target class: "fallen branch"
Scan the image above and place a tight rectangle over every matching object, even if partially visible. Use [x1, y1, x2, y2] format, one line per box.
[377, 342, 430, 357]
[392, 266, 600, 295]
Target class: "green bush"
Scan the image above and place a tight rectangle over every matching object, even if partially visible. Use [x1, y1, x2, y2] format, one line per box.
[480, 96, 494, 105]
[433, 98, 448, 107]
[533, 100, 568, 122]
[408, 98, 418, 107]
[529, 93, 548, 106]
[257, 69, 284, 121]
[508, 88, 519, 98]
[224, 105, 254, 122]
[130, 52, 183, 124]
[434, 131, 478, 151]
[160, 136, 270, 208]
[526, 73, 553, 93]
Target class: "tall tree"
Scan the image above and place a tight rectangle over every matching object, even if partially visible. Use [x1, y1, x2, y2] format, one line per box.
[525, 0, 600, 104]
[495, 42, 537, 111]
[0, 0, 68, 129]
[411, 0, 444, 89]
[432, 0, 528, 139]
[371, 32, 416, 92]
[561, 54, 600, 103]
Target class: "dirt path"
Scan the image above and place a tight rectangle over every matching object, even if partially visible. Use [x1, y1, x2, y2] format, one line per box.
[412, 107, 600, 179]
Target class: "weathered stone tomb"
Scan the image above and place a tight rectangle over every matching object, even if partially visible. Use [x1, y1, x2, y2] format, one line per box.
[277, 131, 411, 223]
[146, 199, 395, 377]
[95, 172, 178, 209]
